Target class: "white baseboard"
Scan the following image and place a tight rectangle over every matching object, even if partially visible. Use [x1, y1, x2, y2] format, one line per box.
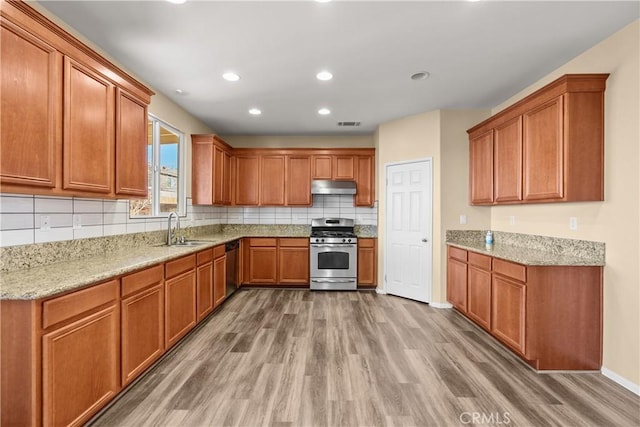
[429, 302, 453, 309]
[601, 367, 640, 396]
[375, 288, 386, 295]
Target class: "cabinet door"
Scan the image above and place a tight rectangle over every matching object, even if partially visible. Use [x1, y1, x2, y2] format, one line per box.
[213, 254, 226, 307]
[1, 20, 61, 188]
[286, 155, 311, 206]
[333, 155, 356, 180]
[42, 305, 119, 427]
[165, 270, 196, 348]
[222, 151, 232, 204]
[121, 284, 164, 386]
[235, 155, 259, 205]
[523, 96, 564, 201]
[213, 146, 225, 204]
[115, 89, 148, 197]
[494, 116, 522, 203]
[260, 155, 286, 205]
[467, 266, 492, 330]
[191, 138, 214, 205]
[63, 57, 114, 193]
[312, 155, 332, 179]
[469, 130, 494, 204]
[447, 258, 467, 313]
[357, 238, 377, 287]
[196, 261, 214, 320]
[278, 246, 309, 284]
[491, 275, 526, 355]
[248, 246, 278, 284]
[355, 155, 375, 207]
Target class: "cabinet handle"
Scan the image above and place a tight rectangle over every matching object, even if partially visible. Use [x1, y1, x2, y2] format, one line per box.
[422, 238, 428, 242]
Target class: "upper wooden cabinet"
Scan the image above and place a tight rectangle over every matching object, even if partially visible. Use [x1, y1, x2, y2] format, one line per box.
[0, 1, 153, 199]
[286, 155, 312, 206]
[260, 155, 286, 205]
[311, 154, 357, 180]
[467, 74, 608, 205]
[1, 18, 61, 189]
[235, 154, 260, 206]
[355, 156, 375, 207]
[311, 155, 332, 179]
[191, 134, 233, 205]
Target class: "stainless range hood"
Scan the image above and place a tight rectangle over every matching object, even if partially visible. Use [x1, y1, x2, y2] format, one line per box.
[311, 179, 357, 195]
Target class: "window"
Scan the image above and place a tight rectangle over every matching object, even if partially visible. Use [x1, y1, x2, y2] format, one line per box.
[130, 115, 185, 217]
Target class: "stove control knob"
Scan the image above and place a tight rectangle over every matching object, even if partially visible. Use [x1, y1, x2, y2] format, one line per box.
[321, 238, 325, 243]
[348, 238, 352, 243]
[342, 238, 346, 243]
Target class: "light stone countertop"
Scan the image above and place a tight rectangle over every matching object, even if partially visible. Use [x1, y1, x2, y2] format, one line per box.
[446, 240, 605, 266]
[0, 227, 374, 300]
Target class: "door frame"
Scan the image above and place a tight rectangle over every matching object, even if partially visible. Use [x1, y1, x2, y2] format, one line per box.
[383, 158, 433, 303]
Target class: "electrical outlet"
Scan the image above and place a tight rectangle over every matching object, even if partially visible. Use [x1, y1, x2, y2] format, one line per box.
[509, 216, 516, 225]
[459, 214, 467, 225]
[40, 215, 51, 231]
[569, 217, 578, 230]
[73, 214, 82, 229]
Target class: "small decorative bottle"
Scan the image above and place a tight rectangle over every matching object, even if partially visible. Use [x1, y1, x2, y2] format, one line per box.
[485, 230, 494, 249]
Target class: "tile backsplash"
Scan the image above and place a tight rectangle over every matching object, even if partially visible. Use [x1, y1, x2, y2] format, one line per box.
[0, 194, 377, 247]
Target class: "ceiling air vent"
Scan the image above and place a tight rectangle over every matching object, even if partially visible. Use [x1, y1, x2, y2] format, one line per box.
[337, 121, 361, 127]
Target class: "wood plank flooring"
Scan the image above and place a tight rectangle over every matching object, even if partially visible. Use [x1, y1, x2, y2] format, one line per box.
[91, 289, 640, 426]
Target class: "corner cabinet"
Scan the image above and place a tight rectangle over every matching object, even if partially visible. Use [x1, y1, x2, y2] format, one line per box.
[446, 245, 603, 370]
[0, 1, 153, 199]
[467, 74, 608, 205]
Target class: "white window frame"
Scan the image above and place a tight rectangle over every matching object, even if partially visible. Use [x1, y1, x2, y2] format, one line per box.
[130, 114, 186, 218]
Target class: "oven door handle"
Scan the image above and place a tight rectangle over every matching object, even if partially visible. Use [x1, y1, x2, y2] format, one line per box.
[311, 278, 357, 283]
[310, 244, 355, 248]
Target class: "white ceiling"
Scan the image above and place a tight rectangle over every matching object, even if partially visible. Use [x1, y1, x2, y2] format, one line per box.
[39, 1, 639, 136]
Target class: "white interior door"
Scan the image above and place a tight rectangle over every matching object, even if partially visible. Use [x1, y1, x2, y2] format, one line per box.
[385, 159, 432, 303]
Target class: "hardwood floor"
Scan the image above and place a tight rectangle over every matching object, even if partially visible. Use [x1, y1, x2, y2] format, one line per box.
[91, 289, 640, 426]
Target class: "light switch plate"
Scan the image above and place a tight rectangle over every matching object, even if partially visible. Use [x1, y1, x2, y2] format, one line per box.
[459, 214, 467, 225]
[73, 214, 82, 229]
[509, 216, 516, 225]
[569, 217, 578, 230]
[40, 215, 50, 231]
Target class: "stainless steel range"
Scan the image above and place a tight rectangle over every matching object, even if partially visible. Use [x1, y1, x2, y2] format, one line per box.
[310, 218, 358, 290]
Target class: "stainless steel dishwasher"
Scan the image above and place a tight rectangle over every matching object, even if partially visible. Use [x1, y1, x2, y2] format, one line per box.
[225, 240, 240, 297]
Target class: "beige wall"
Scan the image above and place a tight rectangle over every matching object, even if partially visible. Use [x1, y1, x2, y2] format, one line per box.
[489, 20, 640, 386]
[221, 135, 374, 148]
[376, 111, 442, 298]
[30, 2, 215, 198]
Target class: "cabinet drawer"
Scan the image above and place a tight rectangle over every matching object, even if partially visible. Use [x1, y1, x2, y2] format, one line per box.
[468, 252, 492, 271]
[448, 246, 468, 262]
[214, 244, 226, 259]
[42, 279, 119, 329]
[197, 248, 213, 265]
[493, 258, 526, 282]
[279, 238, 309, 247]
[249, 238, 277, 247]
[165, 254, 196, 279]
[122, 264, 163, 297]
[358, 238, 376, 248]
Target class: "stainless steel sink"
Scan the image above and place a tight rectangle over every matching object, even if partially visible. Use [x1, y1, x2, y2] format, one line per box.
[156, 240, 209, 247]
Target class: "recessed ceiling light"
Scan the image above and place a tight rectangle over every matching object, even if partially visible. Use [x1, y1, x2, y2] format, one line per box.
[166, 0, 187, 4]
[222, 72, 240, 82]
[249, 108, 262, 116]
[318, 108, 331, 115]
[315, 0, 332, 3]
[316, 71, 333, 81]
[175, 89, 184, 94]
[411, 71, 431, 81]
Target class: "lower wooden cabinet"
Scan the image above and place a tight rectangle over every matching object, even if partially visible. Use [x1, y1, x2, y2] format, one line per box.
[466, 253, 492, 331]
[244, 238, 310, 285]
[446, 244, 603, 370]
[491, 274, 526, 355]
[357, 238, 377, 287]
[41, 279, 120, 427]
[278, 238, 309, 284]
[121, 265, 164, 386]
[213, 245, 227, 307]
[165, 255, 197, 349]
[196, 249, 214, 321]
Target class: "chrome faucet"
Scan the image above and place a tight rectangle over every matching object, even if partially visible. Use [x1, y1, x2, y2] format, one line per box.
[167, 212, 180, 245]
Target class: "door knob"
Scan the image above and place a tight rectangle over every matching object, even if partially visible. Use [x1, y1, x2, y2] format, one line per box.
[421, 238, 428, 242]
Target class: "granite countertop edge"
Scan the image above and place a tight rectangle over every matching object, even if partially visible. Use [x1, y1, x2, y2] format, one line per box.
[446, 241, 605, 267]
[1, 231, 377, 300]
